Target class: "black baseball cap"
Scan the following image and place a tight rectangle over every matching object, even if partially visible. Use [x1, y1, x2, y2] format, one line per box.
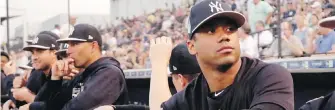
[39, 31, 60, 39]
[169, 43, 201, 74]
[57, 24, 102, 47]
[23, 33, 59, 51]
[26, 40, 33, 45]
[56, 43, 68, 57]
[188, 0, 246, 39]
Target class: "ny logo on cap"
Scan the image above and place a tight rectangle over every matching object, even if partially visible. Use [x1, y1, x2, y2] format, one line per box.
[63, 44, 69, 49]
[209, 1, 224, 13]
[69, 28, 74, 36]
[32, 37, 39, 44]
[51, 44, 55, 47]
[88, 35, 93, 40]
[173, 66, 177, 70]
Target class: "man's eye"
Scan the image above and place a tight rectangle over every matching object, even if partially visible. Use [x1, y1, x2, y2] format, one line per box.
[208, 27, 215, 34]
[226, 27, 237, 33]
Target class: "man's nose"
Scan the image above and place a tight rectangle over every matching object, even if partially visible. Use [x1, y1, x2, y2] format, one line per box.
[217, 28, 230, 43]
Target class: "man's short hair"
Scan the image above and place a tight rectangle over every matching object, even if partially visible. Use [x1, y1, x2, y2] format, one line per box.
[1, 52, 10, 60]
[181, 73, 200, 82]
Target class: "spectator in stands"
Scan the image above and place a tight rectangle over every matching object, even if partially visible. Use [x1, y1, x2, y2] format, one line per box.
[283, 1, 297, 19]
[263, 21, 304, 58]
[238, 24, 259, 58]
[60, 16, 77, 39]
[254, 21, 274, 47]
[247, 0, 274, 32]
[309, 14, 320, 30]
[294, 13, 311, 48]
[311, 1, 323, 20]
[51, 24, 61, 37]
[126, 49, 142, 69]
[307, 26, 335, 54]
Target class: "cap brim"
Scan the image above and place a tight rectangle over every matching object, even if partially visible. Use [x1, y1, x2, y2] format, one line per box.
[319, 16, 335, 29]
[19, 65, 33, 70]
[56, 49, 67, 55]
[191, 11, 246, 35]
[23, 45, 50, 51]
[57, 38, 87, 43]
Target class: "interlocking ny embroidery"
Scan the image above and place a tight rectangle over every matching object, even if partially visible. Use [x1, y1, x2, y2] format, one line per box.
[209, 1, 224, 13]
[32, 37, 39, 44]
[63, 44, 69, 49]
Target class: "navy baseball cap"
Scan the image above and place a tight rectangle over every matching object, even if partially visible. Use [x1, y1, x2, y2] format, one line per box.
[23, 33, 59, 51]
[39, 31, 60, 39]
[57, 24, 102, 47]
[169, 43, 201, 74]
[56, 43, 69, 57]
[188, 0, 246, 39]
[26, 40, 33, 45]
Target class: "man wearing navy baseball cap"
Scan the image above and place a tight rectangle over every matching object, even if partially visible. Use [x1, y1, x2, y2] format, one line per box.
[2, 32, 60, 110]
[148, 38, 201, 110]
[168, 43, 201, 91]
[161, 0, 294, 110]
[34, 24, 129, 110]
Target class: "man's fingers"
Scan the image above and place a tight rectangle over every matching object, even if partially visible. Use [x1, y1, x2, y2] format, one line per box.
[155, 37, 161, 44]
[23, 71, 29, 81]
[69, 73, 76, 77]
[150, 39, 155, 46]
[166, 37, 172, 45]
[63, 76, 72, 80]
[11, 88, 18, 92]
[13, 77, 23, 88]
[5, 61, 12, 66]
[57, 61, 63, 74]
[71, 69, 79, 75]
[63, 60, 69, 74]
[161, 36, 167, 44]
[10, 101, 16, 108]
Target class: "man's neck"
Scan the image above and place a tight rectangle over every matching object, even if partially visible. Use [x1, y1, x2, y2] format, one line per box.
[84, 53, 102, 68]
[201, 58, 242, 92]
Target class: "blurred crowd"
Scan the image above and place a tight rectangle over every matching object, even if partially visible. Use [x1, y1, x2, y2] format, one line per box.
[3, 0, 335, 70]
[99, 6, 190, 69]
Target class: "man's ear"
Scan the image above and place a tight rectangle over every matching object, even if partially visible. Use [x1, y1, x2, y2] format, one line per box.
[50, 50, 57, 55]
[50, 50, 57, 58]
[177, 74, 185, 86]
[187, 39, 197, 55]
[92, 41, 99, 52]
